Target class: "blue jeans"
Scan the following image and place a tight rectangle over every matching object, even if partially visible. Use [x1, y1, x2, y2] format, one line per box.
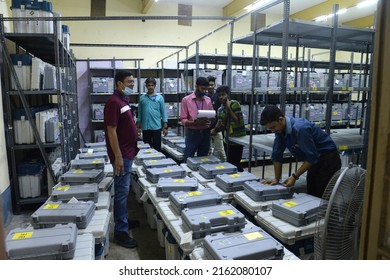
[184, 129, 210, 162]
[113, 158, 133, 234]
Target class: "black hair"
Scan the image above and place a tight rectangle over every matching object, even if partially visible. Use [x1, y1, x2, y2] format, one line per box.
[216, 85, 230, 96]
[145, 77, 156, 85]
[196, 76, 209, 87]
[115, 70, 133, 87]
[207, 75, 216, 83]
[260, 105, 284, 126]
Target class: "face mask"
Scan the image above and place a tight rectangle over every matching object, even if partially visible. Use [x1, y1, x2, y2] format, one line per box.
[123, 87, 134, 95]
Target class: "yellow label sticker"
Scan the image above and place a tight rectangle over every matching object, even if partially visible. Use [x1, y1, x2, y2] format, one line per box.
[333, 111, 338, 116]
[84, 152, 92, 155]
[57, 186, 70, 191]
[348, 87, 353, 91]
[148, 160, 158, 163]
[215, 165, 225, 169]
[230, 174, 240, 178]
[164, 169, 173, 173]
[341, 86, 347, 90]
[12, 232, 33, 240]
[173, 179, 185, 183]
[312, 86, 317, 90]
[283, 201, 298, 207]
[145, 149, 153, 152]
[92, 160, 102, 163]
[96, 147, 105, 150]
[187, 191, 201, 196]
[339, 145, 349, 151]
[219, 210, 235, 216]
[315, 121, 321, 125]
[337, 120, 343, 123]
[44, 204, 60, 209]
[244, 232, 264, 241]
[73, 169, 84, 174]
[200, 158, 209, 161]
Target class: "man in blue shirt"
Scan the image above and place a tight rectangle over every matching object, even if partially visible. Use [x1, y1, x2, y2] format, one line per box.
[260, 105, 341, 198]
[137, 78, 168, 152]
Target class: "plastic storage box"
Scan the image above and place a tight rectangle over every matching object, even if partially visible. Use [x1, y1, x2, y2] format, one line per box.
[243, 181, 294, 201]
[50, 183, 99, 203]
[215, 171, 260, 192]
[60, 169, 105, 185]
[175, 143, 186, 154]
[70, 158, 105, 170]
[79, 147, 107, 153]
[169, 188, 222, 214]
[166, 137, 185, 148]
[137, 142, 151, 150]
[203, 225, 284, 260]
[181, 203, 246, 239]
[142, 158, 177, 170]
[146, 165, 186, 184]
[17, 161, 45, 198]
[31, 201, 95, 229]
[198, 162, 238, 179]
[186, 155, 221, 171]
[79, 151, 108, 162]
[5, 223, 77, 260]
[84, 142, 106, 148]
[156, 177, 198, 198]
[272, 193, 322, 226]
[134, 151, 165, 165]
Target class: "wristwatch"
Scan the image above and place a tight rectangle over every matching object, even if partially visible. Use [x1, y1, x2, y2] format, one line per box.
[292, 173, 299, 180]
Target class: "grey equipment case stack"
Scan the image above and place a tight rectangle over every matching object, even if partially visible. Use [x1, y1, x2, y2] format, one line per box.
[215, 171, 260, 192]
[243, 181, 294, 201]
[79, 151, 109, 162]
[198, 162, 238, 179]
[84, 142, 106, 148]
[169, 188, 223, 214]
[203, 225, 284, 260]
[5, 223, 78, 260]
[142, 158, 177, 170]
[135, 151, 166, 165]
[60, 169, 105, 185]
[137, 142, 151, 150]
[186, 155, 221, 171]
[45, 116, 59, 143]
[271, 193, 322, 226]
[79, 147, 107, 153]
[146, 165, 186, 183]
[181, 203, 246, 239]
[156, 177, 198, 198]
[31, 201, 95, 229]
[70, 159, 105, 170]
[50, 183, 99, 202]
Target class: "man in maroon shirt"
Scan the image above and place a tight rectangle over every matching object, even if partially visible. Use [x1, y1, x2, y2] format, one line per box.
[104, 70, 139, 248]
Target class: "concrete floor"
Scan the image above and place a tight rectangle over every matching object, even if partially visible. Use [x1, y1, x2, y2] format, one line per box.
[3, 162, 300, 260]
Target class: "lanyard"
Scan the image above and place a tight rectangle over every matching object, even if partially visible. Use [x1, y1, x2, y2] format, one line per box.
[195, 98, 204, 110]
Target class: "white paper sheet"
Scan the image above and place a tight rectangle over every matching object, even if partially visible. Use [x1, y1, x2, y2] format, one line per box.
[196, 110, 215, 119]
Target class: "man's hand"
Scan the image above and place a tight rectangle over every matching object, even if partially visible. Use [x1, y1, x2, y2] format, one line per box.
[137, 128, 142, 137]
[283, 176, 296, 187]
[162, 127, 168, 136]
[114, 157, 124, 176]
[210, 128, 217, 136]
[262, 178, 279, 185]
[195, 118, 210, 126]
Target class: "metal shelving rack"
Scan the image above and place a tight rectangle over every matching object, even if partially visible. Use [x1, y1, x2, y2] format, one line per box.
[0, 17, 79, 213]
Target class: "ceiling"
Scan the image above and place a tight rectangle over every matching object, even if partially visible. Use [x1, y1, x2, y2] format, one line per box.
[148, 0, 378, 27]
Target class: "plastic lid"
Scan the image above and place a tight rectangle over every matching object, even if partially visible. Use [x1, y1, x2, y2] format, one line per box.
[62, 25, 70, 33]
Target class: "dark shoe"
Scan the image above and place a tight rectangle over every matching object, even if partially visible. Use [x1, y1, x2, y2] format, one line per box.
[128, 219, 140, 230]
[114, 232, 138, 248]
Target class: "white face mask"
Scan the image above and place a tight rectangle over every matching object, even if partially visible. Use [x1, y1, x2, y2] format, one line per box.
[123, 86, 134, 95]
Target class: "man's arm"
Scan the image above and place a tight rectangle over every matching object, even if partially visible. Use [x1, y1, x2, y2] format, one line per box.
[226, 100, 240, 124]
[106, 125, 124, 176]
[284, 160, 312, 187]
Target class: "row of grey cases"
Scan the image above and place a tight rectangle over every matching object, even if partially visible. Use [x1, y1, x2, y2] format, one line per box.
[169, 188, 222, 214]
[51, 183, 99, 203]
[156, 177, 198, 198]
[146, 165, 186, 184]
[134, 151, 165, 165]
[243, 181, 294, 202]
[6, 223, 78, 260]
[137, 142, 151, 149]
[45, 116, 58, 143]
[181, 203, 246, 239]
[79, 146, 107, 153]
[186, 155, 221, 171]
[271, 193, 322, 227]
[79, 151, 108, 162]
[198, 162, 238, 179]
[215, 171, 260, 192]
[141, 158, 177, 170]
[84, 142, 106, 148]
[175, 143, 185, 154]
[203, 225, 284, 260]
[31, 201, 95, 229]
[70, 158, 105, 170]
[166, 137, 185, 148]
[60, 169, 105, 185]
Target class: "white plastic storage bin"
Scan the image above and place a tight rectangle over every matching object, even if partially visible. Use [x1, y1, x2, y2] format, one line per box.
[62, 25, 70, 50]
[11, 0, 41, 33]
[10, 54, 32, 90]
[17, 161, 45, 198]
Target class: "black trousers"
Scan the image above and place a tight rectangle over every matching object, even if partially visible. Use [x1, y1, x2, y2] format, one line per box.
[142, 129, 162, 152]
[224, 143, 244, 172]
[307, 150, 341, 198]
